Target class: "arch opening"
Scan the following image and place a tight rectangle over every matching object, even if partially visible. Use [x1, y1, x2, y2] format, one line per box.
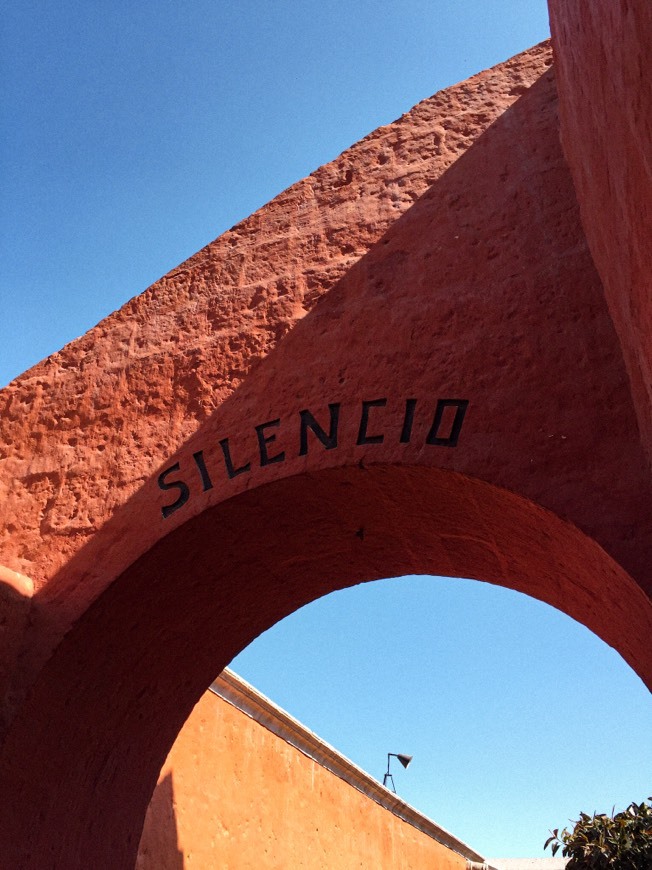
[0, 464, 650, 868]
[220, 573, 652, 860]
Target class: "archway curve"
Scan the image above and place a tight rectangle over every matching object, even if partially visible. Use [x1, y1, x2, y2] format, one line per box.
[0, 464, 649, 869]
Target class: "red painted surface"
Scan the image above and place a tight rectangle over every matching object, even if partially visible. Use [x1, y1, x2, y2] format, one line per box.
[137, 689, 466, 870]
[549, 0, 652, 462]
[0, 26, 650, 870]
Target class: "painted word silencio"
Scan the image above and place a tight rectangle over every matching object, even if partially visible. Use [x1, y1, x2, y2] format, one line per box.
[158, 397, 469, 519]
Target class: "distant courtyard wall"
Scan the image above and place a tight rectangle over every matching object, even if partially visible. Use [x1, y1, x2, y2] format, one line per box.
[137, 671, 473, 870]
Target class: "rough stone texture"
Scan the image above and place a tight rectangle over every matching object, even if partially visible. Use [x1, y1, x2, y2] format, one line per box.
[1, 42, 650, 703]
[137, 683, 467, 870]
[0, 566, 32, 729]
[0, 41, 585, 723]
[0, 470, 648, 869]
[0, 44, 554, 591]
[0, 33, 650, 870]
[549, 0, 652, 463]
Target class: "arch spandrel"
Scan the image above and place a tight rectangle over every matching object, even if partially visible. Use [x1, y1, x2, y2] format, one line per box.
[26, 58, 652, 620]
[0, 43, 553, 590]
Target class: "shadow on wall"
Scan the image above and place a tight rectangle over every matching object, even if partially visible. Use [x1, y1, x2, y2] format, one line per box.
[1, 53, 651, 870]
[0, 568, 33, 731]
[135, 772, 184, 870]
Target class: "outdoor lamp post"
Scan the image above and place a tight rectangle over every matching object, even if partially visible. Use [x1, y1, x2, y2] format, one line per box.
[383, 752, 413, 793]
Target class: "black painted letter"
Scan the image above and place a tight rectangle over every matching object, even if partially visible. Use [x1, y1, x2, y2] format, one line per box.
[357, 398, 387, 445]
[400, 398, 418, 443]
[426, 399, 469, 447]
[158, 463, 191, 519]
[299, 404, 340, 455]
[192, 450, 214, 492]
[255, 419, 285, 467]
[219, 438, 251, 479]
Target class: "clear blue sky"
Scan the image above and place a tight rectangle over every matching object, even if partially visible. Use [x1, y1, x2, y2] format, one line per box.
[232, 577, 652, 858]
[3, 0, 651, 860]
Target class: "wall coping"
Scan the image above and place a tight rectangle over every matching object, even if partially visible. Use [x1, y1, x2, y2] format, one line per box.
[487, 861, 567, 869]
[211, 668, 489, 865]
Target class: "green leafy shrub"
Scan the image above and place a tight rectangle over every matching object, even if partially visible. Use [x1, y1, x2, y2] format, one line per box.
[544, 797, 652, 869]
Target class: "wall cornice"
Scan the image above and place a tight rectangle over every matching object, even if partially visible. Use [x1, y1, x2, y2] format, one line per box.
[212, 668, 488, 865]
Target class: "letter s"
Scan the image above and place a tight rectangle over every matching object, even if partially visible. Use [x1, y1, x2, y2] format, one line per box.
[158, 463, 190, 519]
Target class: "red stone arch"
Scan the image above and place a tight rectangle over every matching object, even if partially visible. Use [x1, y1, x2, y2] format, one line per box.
[1, 13, 652, 867]
[1, 465, 649, 868]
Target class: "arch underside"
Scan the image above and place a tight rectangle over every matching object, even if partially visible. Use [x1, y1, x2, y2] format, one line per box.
[0, 465, 649, 868]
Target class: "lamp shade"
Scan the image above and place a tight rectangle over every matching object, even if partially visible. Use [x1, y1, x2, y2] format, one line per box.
[396, 754, 413, 769]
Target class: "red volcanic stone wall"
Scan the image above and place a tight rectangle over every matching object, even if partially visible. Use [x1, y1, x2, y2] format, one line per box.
[1, 40, 651, 729]
[137, 686, 467, 870]
[549, 0, 652, 462]
[1, 36, 652, 867]
[0, 44, 554, 591]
